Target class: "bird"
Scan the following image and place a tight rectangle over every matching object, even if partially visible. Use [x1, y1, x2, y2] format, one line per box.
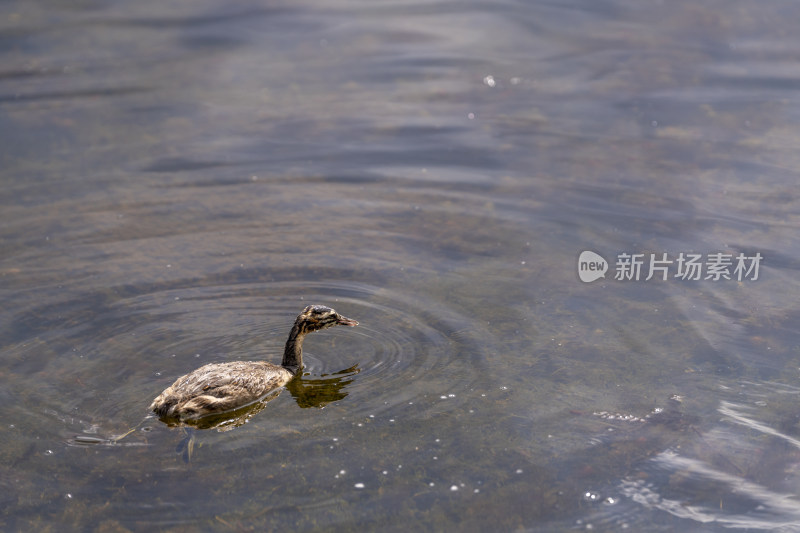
[149, 305, 358, 420]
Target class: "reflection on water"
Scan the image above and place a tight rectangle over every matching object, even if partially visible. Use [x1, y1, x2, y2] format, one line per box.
[612, 384, 800, 532]
[288, 365, 360, 409]
[2, 0, 800, 530]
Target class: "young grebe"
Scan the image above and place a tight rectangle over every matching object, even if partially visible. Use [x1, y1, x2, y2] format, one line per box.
[150, 305, 358, 420]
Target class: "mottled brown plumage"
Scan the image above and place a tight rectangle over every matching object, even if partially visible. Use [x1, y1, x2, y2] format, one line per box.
[150, 305, 358, 420]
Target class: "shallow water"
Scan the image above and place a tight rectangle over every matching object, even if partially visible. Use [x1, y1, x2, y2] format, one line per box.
[2, 0, 800, 531]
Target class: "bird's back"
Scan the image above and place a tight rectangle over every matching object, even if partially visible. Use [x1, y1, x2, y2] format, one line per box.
[150, 360, 294, 419]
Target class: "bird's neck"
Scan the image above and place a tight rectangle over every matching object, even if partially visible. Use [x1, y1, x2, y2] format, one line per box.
[281, 323, 305, 374]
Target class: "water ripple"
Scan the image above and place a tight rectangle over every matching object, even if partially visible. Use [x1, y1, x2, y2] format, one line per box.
[8, 276, 494, 445]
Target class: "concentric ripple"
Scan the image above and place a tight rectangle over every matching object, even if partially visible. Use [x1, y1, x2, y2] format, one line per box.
[137, 279, 495, 423]
[15, 276, 495, 448]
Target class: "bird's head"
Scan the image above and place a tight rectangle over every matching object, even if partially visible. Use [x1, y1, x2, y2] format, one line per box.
[295, 305, 358, 334]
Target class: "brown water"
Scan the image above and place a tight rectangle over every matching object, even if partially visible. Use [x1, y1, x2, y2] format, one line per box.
[3, 0, 800, 531]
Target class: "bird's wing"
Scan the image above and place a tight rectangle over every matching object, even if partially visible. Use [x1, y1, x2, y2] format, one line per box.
[175, 361, 287, 397]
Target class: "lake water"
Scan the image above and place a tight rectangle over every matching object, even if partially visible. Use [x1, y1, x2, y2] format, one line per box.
[2, 0, 800, 531]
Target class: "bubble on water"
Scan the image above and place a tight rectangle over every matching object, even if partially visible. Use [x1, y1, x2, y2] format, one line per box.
[450, 485, 459, 491]
[583, 491, 601, 502]
[515, 469, 523, 474]
[354, 483, 365, 489]
[483, 75, 496, 87]
[603, 496, 617, 505]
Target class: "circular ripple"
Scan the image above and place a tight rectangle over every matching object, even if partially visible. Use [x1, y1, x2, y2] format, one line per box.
[133, 279, 492, 425]
[8, 275, 496, 454]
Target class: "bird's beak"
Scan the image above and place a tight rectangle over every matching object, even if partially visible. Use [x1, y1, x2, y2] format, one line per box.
[336, 314, 358, 327]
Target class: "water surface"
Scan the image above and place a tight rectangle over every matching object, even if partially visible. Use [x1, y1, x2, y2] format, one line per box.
[2, 0, 800, 531]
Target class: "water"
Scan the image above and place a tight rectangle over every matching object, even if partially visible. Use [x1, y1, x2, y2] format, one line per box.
[2, 0, 800, 530]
